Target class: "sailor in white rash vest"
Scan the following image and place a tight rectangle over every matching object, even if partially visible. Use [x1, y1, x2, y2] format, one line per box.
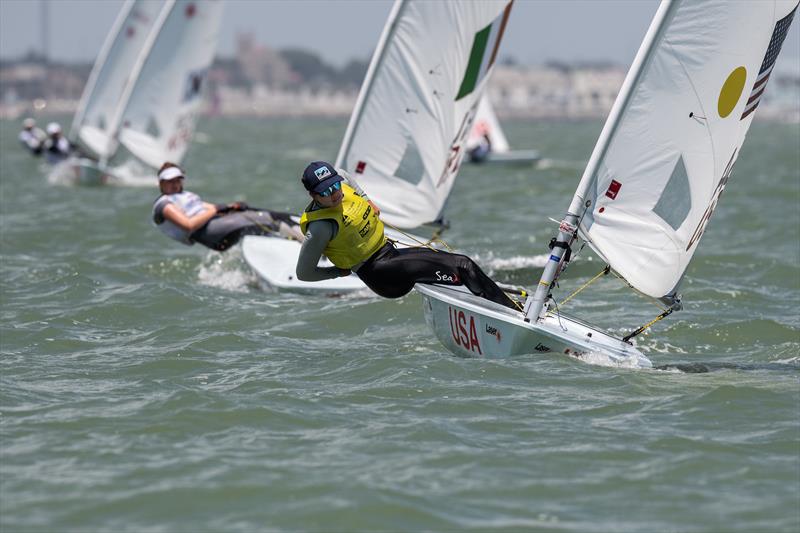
[152, 162, 304, 251]
[18, 118, 45, 156]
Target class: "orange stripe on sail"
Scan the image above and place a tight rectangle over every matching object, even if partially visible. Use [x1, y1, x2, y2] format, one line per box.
[488, 1, 514, 69]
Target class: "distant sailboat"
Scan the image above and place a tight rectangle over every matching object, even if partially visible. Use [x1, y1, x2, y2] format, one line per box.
[417, 0, 798, 368]
[243, 0, 514, 292]
[465, 94, 540, 165]
[68, 0, 161, 167]
[57, 0, 224, 186]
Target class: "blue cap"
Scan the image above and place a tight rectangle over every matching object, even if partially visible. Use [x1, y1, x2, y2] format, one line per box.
[302, 161, 343, 194]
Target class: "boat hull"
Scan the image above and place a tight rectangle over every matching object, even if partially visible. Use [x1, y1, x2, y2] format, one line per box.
[242, 235, 367, 294]
[47, 158, 110, 186]
[416, 284, 652, 368]
[483, 149, 541, 165]
[47, 157, 153, 187]
[242, 228, 441, 295]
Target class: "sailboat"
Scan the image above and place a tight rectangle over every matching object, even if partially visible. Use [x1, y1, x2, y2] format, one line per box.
[57, 0, 224, 185]
[465, 94, 540, 165]
[417, 0, 798, 368]
[242, 0, 515, 292]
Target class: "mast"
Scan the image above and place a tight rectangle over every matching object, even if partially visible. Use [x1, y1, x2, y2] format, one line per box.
[523, 0, 677, 322]
[335, 0, 405, 168]
[69, 0, 135, 143]
[102, 0, 175, 165]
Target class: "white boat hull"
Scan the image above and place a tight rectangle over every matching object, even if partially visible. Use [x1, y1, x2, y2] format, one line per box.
[416, 284, 652, 369]
[242, 228, 440, 295]
[47, 157, 153, 187]
[483, 149, 541, 165]
[241, 235, 366, 294]
[47, 158, 110, 186]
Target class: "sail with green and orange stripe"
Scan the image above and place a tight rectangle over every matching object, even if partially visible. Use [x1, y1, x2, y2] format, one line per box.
[455, 1, 513, 101]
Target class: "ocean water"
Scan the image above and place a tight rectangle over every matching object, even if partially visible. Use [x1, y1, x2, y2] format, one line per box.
[1, 116, 798, 532]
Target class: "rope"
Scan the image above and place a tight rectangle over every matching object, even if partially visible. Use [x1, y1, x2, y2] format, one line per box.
[608, 269, 667, 311]
[239, 211, 301, 241]
[604, 268, 675, 342]
[382, 220, 453, 252]
[240, 211, 279, 236]
[622, 307, 674, 343]
[556, 265, 610, 308]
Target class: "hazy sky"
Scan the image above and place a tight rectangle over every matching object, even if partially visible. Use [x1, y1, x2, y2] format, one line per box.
[1, 0, 798, 72]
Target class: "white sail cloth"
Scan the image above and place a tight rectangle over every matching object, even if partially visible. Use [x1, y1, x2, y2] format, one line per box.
[116, 0, 224, 169]
[466, 94, 510, 154]
[70, 0, 162, 160]
[577, 0, 798, 299]
[336, 0, 514, 229]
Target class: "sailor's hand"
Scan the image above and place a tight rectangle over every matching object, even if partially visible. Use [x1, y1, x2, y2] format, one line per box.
[230, 201, 249, 211]
[368, 200, 380, 216]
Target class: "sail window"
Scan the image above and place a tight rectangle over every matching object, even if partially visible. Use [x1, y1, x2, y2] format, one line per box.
[653, 155, 691, 230]
[394, 136, 425, 185]
[145, 116, 161, 138]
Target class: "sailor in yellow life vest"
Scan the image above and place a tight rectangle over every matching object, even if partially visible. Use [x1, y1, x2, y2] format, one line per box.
[296, 161, 517, 309]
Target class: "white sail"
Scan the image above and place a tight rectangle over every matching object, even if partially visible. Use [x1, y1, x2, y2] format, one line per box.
[573, 0, 798, 299]
[114, 0, 224, 169]
[466, 94, 510, 153]
[336, 0, 514, 229]
[69, 0, 163, 160]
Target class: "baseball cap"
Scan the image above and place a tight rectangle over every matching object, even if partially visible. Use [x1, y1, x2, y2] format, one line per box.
[301, 161, 343, 194]
[46, 122, 61, 135]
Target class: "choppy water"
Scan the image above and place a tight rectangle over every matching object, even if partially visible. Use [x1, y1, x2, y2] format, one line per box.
[1, 117, 798, 532]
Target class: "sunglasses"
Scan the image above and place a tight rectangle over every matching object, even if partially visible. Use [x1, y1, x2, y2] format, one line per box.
[318, 181, 341, 197]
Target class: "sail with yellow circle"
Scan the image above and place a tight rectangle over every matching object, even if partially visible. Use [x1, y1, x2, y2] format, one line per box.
[565, 0, 799, 302]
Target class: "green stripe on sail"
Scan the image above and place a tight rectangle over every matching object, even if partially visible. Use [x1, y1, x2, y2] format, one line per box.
[456, 23, 491, 101]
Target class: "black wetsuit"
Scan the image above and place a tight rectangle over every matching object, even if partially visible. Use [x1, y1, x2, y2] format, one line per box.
[297, 172, 515, 309]
[356, 242, 515, 309]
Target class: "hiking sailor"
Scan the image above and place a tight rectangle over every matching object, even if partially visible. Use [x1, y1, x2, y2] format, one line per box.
[295, 161, 516, 309]
[467, 121, 492, 163]
[18, 118, 45, 156]
[152, 162, 304, 251]
[43, 122, 72, 164]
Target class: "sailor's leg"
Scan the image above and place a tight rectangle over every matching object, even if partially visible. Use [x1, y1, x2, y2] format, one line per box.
[355, 245, 416, 298]
[191, 212, 265, 251]
[358, 246, 516, 309]
[242, 210, 304, 241]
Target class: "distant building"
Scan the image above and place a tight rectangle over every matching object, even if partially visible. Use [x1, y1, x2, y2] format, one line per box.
[0, 44, 797, 121]
[236, 32, 294, 89]
[488, 62, 800, 123]
[488, 64, 625, 119]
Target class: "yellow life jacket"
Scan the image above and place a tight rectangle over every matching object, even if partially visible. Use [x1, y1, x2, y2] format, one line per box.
[300, 183, 387, 269]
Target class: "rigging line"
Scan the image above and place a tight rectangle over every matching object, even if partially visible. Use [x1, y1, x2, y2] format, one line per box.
[556, 200, 594, 279]
[239, 212, 298, 241]
[608, 269, 668, 312]
[557, 265, 610, 308]
[544, 199, 593, 289]
[622, 307, 675, 343]
[381, 219, 453, 252]
[545, 296, 568, 331]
